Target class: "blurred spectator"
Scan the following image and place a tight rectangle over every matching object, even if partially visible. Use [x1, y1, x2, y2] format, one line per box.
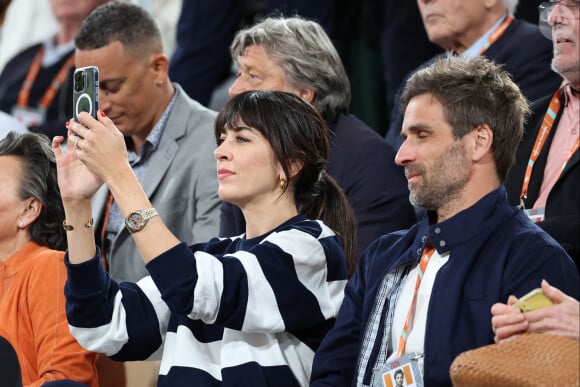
[0, 0, 58, 73]
[0, 132, 99, 386]
[0, 0, 109, 138]
[386, 0, 562, 150]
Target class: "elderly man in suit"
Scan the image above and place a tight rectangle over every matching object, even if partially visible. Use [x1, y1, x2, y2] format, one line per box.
[385, 0, 563, 150]
[74, 2, 220, 283]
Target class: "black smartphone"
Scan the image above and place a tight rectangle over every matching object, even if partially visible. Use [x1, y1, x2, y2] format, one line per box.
[73, 66, 99, 122]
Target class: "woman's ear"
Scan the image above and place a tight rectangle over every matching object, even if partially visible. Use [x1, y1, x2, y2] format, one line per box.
[287, 159, 304, 179]
[18, 197, 42, 229]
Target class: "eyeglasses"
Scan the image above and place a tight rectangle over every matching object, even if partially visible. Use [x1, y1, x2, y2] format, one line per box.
[539, 0, 580, 24]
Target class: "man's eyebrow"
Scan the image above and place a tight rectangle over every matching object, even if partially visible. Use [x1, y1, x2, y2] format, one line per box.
[99, 78, 126, 87]
[401, 123, 432, 137]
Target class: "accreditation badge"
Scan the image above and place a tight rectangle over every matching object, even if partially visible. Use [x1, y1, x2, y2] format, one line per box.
[12, 106, 46, 127]
[524, 207, 545, 223]
[372, 352, 424, 387]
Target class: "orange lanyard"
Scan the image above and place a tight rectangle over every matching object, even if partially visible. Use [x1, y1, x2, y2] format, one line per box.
[17, 47, 75, 109]
[479, 15, 513, 55]
[396, 243, 435, 358]
[518, 88, 579, 208]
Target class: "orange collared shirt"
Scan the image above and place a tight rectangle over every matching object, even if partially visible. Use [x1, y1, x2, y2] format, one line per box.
[0, 242, 99, 387]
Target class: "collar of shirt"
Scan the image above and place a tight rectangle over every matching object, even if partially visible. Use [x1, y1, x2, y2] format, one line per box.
[128, 87, 178, 166]
[460, 13, 508, 59]
[419, 186, 512, 255]
[41, 36, 75, 67]
[564, 84, 580, 108]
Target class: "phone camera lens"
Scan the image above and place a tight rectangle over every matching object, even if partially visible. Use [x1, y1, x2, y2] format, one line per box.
[74, 71, 85, 93]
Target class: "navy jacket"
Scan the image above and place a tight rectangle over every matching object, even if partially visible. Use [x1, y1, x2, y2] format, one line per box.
[220, 113, 417, 258]
[311, 187, 579, 387]
[386, 17, 563, 149]
[505, 89, 580, 267]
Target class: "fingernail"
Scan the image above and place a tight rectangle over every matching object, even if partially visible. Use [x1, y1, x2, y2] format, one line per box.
[98, 109, 106, 118]
[65, 119, 71, 128]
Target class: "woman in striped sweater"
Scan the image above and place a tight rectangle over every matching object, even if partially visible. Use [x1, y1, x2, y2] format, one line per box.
[52, 90, 356, 386]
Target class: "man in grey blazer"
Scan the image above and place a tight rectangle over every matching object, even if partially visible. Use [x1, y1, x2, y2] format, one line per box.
[74, 2, 220, 282]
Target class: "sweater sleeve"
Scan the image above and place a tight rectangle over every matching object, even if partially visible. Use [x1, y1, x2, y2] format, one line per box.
[310, 248, 370, 386]
[148, 222, 348, 333]
[65, 250, 170, 361]
[26, 252, 98, 387]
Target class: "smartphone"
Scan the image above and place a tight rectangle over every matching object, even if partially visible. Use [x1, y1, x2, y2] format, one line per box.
[73, 66, 99, 122]
[515, 288, 554, 312]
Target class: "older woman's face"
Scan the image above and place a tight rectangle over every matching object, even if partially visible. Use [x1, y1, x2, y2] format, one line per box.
[0, 156, 24, 244]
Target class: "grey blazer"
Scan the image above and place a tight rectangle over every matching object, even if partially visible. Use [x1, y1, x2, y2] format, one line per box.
[92, 84, 221, 282]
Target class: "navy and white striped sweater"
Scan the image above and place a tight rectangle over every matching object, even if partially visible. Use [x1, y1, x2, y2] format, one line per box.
[65, 215, 348, 386]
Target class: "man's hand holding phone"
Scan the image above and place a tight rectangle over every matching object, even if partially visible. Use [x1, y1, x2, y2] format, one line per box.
[492, 280, 579, 342]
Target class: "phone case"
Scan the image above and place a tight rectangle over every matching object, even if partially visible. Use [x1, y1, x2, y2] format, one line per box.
[73, 66, 99, 122]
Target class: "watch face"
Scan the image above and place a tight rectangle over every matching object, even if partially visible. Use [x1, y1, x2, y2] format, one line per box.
[126, 212, 144, 231]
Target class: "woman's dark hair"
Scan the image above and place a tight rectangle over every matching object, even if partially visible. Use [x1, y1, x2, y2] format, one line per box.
[214, 90, 356, 273]
[0, 132, 66, 250]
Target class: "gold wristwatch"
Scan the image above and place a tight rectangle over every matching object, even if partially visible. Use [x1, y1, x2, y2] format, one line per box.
[125, 208, 158, 233]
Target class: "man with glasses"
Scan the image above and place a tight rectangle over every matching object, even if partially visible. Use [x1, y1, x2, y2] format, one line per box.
[505, 0, 580, 268]
[385, 0, 563, 151]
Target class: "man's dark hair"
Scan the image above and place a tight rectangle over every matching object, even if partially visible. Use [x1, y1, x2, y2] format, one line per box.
[75, 1, 162, 55]
[400, 56, 530, 182]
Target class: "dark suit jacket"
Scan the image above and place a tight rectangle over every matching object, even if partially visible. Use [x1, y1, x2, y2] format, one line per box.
[220, 113, 417, 259]
[386, 17, 563, 149]
[504, 89, 580, 268]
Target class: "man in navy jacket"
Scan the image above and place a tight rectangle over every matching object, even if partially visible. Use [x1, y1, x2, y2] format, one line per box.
[310, 56, 578, 387]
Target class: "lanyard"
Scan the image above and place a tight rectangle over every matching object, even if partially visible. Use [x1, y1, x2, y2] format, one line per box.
[479, 15, 513, 55]
[519, 88, 579, 208]
[396, 243, 436, 358]
[17, 47, 75, 110]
